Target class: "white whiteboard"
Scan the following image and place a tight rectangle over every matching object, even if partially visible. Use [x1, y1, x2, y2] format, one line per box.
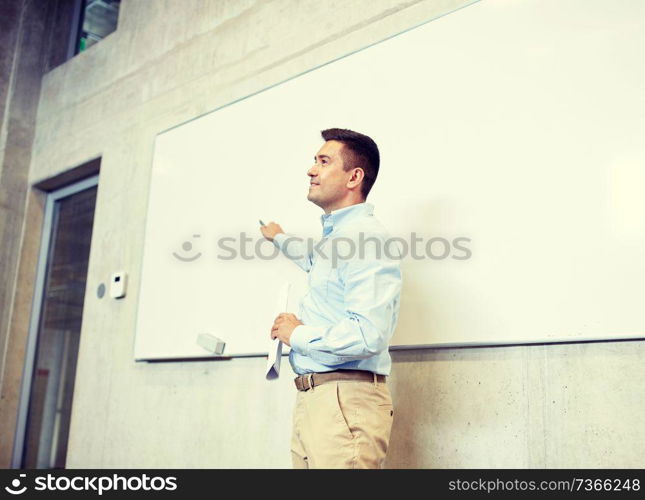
[134, 0, 645, 360]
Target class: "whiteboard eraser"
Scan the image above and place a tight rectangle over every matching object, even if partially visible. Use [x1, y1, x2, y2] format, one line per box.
[196, 334, 225, 355]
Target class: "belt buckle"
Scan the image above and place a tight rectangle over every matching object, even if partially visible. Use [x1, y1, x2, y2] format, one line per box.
[295, 374, 315, 392]
[294, 373, 319, 392]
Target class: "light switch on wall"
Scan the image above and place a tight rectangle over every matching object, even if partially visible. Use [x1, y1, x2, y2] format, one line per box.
[109, 271, 127, 299]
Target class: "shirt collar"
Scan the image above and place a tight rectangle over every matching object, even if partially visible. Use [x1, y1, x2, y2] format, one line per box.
[320, 202, 374, 237]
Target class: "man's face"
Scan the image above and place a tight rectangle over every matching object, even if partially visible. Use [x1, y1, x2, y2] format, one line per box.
[307, 140, 352, 212]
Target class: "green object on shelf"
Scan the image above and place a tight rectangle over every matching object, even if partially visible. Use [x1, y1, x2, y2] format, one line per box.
[79, 37, 86, 52]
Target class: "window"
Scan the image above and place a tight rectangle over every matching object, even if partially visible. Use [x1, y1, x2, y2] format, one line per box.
[77, 0, 121, 53]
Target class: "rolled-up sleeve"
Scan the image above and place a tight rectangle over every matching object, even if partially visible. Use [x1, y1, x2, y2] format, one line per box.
[289, 245, 401, 365]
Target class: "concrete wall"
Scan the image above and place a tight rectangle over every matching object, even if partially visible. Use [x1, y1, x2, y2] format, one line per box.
[0, 0, 76, 462]
[2, 0, 644, 468]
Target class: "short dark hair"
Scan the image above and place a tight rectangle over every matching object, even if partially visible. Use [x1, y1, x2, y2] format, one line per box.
[321, 128, 380, 199]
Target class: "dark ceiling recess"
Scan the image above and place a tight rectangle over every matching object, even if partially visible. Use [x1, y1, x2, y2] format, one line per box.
[79, 0, 121, 52]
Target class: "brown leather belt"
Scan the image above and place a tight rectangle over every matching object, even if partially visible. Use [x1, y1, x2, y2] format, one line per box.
[294, 369, 386, 392]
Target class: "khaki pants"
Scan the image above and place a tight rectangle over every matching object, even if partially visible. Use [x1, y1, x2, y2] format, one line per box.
[290, 378, 394, 469]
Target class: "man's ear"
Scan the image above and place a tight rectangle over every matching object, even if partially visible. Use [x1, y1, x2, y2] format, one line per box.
[347, 168, 365, 189]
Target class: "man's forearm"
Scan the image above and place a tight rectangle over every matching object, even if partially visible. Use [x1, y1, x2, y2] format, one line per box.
[289, 314, 392, 365]
[273, 233, 314, 272]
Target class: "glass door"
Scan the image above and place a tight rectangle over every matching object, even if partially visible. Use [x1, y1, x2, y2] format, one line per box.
[13, 176, 98, 468]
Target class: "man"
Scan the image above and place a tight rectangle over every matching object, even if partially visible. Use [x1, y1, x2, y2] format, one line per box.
[260, 128, 402, 469]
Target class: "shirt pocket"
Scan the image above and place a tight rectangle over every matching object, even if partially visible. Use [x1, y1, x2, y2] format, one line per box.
[325, 264, 345, 304]
[309, 252, 332, 298]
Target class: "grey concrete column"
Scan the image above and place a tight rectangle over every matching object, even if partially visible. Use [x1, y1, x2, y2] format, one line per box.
[0, 0, 77, 468]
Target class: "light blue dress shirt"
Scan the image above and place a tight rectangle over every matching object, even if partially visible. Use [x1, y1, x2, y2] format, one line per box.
[273, 202, 402, 376]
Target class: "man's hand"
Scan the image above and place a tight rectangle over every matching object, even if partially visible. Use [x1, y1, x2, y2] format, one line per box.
[270, 313, 303, 346]
[260, 221, 284, 242]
